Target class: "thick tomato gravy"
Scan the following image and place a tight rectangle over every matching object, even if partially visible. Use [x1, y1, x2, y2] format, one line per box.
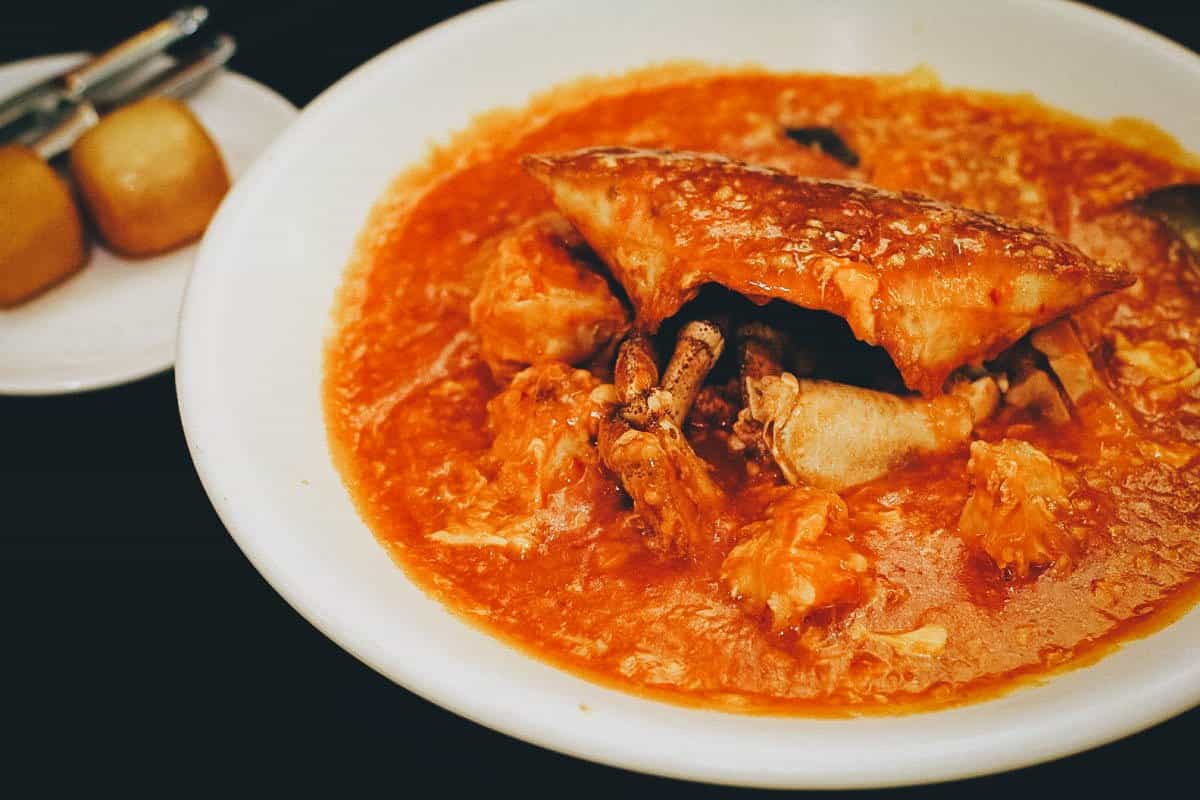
[324, 66, 1200, 714]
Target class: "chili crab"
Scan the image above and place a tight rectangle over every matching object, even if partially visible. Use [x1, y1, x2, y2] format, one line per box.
[457, 146, 1139, 629]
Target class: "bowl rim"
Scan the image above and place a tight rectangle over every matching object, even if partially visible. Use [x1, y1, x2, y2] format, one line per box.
[177, 0, 1200, 788]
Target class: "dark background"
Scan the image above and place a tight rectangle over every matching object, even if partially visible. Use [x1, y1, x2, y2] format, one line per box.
[2, 1, 1197, 793]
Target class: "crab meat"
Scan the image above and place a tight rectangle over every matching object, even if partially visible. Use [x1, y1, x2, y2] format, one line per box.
[429, 362, 612, 555]
[720, 485, 872, 631]
[856, 624, 948, 657]
[958, 439, 1078, 577]
[469, 213, 629, 382]
[1110, 332, 1200, 408]
[523, 147, 1133, 395]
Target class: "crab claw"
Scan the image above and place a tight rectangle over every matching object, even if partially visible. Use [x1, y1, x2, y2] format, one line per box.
[599, 323, 732, 559]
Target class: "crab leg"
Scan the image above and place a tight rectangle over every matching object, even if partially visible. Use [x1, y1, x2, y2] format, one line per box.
[731, 319, 1002, 490]
[661, 319, 726, 426]
[615, 334, 658, 401]
[614, 334, 660, 428]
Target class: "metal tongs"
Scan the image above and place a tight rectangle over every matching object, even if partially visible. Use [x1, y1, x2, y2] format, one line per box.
[30, 34, 237, 159]
[0, 5, 234, 158]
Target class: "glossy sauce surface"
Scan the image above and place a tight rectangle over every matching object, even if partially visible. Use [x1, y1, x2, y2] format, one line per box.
[325, 67, 1200, 714]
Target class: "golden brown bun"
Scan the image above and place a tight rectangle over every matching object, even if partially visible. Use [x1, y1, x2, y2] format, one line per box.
[70, 97, 229, 257]
[0, 145, 86, 307]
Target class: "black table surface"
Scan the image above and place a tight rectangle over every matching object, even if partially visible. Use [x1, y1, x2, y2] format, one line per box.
[4, 1, 1198, 793]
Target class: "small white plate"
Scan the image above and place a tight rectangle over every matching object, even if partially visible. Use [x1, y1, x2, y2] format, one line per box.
[0, 53, 296, 395]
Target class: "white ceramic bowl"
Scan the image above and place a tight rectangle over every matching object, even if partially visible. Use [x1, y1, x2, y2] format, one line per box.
[177, 0, 1200, 788]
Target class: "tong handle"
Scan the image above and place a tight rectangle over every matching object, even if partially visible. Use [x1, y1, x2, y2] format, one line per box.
[62, 6, 210, 98]
[30, 33, 236, 161]
[136, 33, 236, 101]
[0, 5, 209, 133]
